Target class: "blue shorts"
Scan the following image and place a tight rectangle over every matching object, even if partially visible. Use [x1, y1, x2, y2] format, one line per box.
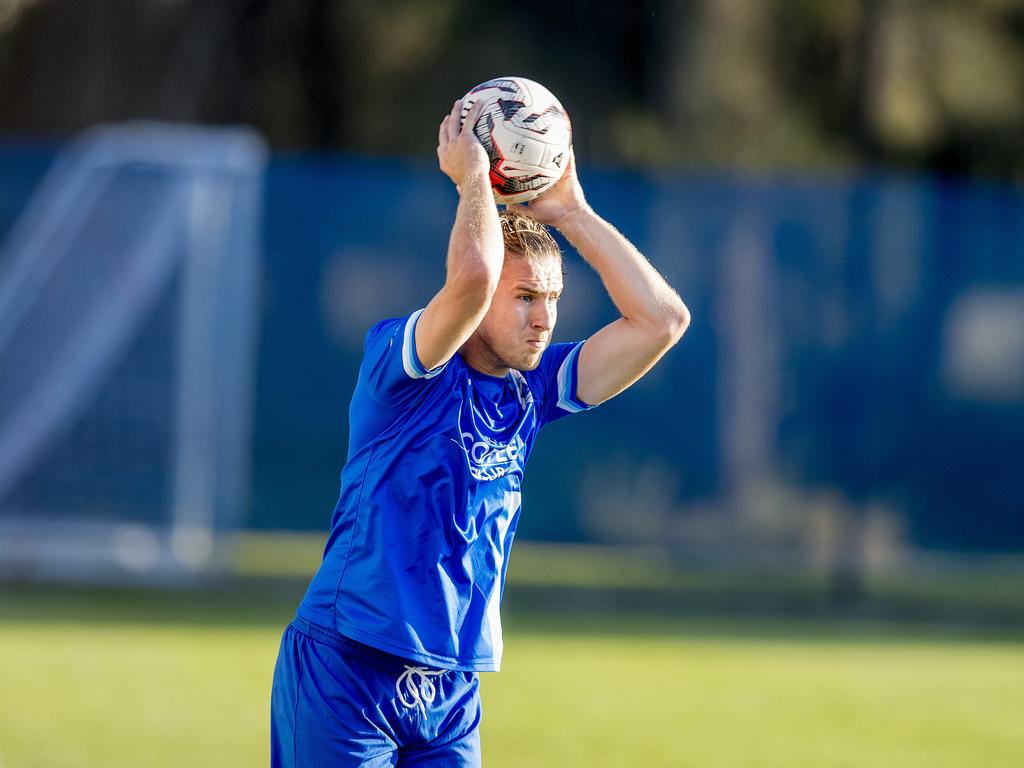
[270, 618, 482, 767]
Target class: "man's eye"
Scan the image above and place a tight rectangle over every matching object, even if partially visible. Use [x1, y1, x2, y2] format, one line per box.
[519, 295, 533, 303]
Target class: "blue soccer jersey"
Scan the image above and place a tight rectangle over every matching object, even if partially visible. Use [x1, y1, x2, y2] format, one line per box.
[297, 308, 594, 671]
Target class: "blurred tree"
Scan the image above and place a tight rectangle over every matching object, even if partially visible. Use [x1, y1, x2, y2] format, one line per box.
[0, 0, 1022, 175]
[662, 0, 823, 167]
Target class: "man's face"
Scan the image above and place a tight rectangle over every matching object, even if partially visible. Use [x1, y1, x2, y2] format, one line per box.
[472, 253, 563, 372]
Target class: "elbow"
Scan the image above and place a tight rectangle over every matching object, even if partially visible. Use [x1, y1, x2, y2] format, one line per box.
[449, 258, 501, 303]
[658, 297, 691, 347]
[442, 261, 501, 319]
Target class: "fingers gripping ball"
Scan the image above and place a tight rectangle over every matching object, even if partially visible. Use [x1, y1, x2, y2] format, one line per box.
[459, 77, 573, 205]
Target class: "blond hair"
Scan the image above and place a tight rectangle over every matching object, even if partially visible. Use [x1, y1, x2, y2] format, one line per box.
[499, 208, 562, 271]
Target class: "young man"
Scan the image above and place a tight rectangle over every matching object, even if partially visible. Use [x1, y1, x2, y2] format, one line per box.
[271, 98, 690, 766]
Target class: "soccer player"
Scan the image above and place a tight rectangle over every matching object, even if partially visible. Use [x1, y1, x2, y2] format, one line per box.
[270, 98, 690, 766]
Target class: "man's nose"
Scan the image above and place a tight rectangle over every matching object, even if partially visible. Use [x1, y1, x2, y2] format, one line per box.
[532, 301, 555, 330]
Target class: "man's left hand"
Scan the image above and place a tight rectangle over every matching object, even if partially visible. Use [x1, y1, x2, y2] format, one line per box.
[509, 149, 589, 230]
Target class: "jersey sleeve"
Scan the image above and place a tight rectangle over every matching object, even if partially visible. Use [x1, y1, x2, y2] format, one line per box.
[528, 340, 598, 427]
[359, 309, 448, 405]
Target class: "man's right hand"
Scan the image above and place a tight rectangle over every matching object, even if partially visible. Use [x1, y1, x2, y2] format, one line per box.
[437, 99, 490, 191]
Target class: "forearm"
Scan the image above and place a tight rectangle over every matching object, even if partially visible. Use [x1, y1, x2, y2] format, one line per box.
[557, 206, 689, 338]
[415, 97, 504, 371]
[445, 171, 504, 291]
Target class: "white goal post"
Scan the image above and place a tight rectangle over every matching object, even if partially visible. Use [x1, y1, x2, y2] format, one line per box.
[0, 122, 266, 583]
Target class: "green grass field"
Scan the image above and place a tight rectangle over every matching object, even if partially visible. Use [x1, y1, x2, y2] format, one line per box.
[1, 580, 1022, 767]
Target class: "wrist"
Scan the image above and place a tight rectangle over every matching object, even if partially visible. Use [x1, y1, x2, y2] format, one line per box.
[457, 168, 491, 195]
[552, 202, 596, 234]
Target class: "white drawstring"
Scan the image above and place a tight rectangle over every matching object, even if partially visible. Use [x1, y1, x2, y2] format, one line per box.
[395, 665, 446, 715]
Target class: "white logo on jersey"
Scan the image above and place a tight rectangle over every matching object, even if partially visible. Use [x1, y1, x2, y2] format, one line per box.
[509, 369, 534, 410]
[460, 432, 524, 481]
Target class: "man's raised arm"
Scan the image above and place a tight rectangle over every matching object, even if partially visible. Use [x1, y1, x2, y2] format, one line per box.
[514, 152, 690, 405]
[414, 99, 505, 372]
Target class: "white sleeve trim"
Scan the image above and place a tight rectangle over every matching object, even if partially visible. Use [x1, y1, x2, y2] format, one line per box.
[401, 308, 447, 380]
[555, 341, 589, 413]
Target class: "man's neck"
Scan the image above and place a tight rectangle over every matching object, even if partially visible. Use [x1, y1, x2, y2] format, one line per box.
[458, 339, 510, 378]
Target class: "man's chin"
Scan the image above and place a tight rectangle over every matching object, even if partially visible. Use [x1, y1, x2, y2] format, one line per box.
[512, 350, 545, 372]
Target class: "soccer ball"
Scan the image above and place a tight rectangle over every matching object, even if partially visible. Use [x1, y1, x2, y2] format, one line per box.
[459, 77, 572, 205]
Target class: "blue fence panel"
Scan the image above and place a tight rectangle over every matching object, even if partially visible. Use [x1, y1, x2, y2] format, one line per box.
[3, 145, 1022, 551]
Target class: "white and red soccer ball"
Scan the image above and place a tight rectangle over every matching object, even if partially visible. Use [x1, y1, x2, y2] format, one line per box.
[459, 77, 573, 205]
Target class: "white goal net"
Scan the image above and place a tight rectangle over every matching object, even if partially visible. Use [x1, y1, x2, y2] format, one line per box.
[0, 122, 266, 583]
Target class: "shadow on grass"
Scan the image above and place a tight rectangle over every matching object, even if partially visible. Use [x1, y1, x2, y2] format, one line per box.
[0, 577, 307, 628]
[2, 577, 1023, 646]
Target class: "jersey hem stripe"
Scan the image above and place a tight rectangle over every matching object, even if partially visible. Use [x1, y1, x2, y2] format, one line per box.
[296, 607, 502, 672]
[401, 308, 447, 380]
[555, 340, 592, 413]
